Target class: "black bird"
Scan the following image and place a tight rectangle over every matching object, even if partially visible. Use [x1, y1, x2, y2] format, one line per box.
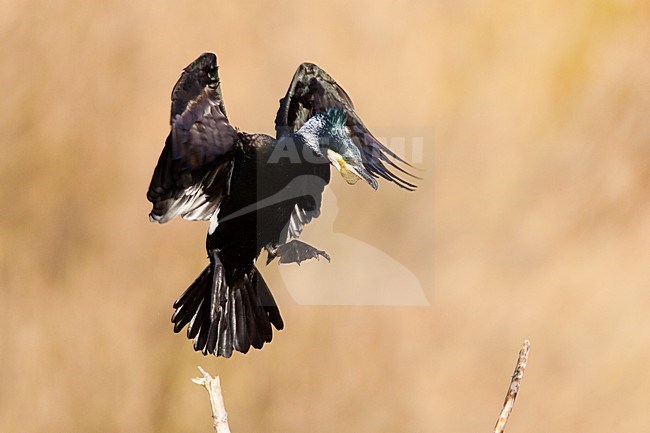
[147, 53, 416, 357]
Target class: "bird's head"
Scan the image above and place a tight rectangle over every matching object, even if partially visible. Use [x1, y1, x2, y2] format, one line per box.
[297, 108, 377, 189]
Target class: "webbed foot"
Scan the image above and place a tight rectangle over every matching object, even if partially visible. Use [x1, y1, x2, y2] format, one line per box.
[267, 240, 330, 265]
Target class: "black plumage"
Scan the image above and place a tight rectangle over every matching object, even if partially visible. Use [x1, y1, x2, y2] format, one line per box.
[147, 53, 416, 357]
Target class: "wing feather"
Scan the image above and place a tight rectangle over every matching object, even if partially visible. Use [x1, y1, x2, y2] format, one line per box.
[277, 171, 329, 244]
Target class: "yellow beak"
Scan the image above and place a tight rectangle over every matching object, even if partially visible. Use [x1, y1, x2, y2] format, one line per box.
[326, 149, 362, 185]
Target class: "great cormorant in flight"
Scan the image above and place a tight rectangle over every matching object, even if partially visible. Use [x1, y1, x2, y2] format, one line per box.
[147, 53, 416, 357]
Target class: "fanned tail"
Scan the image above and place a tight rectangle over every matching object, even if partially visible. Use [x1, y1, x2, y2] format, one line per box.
[171, 250, 283, 357]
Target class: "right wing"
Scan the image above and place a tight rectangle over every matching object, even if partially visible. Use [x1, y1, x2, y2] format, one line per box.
[275, 62, 417, 191]
[147, 52, 238, 223]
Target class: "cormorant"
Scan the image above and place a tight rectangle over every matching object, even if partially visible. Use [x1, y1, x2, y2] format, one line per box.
[147, 53, 416, 357]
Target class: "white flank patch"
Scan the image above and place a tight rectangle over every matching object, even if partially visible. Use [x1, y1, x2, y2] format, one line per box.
[208, 205, 221, 234]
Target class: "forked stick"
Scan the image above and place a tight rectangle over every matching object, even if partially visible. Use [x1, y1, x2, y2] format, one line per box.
[193, 366, 232, 433]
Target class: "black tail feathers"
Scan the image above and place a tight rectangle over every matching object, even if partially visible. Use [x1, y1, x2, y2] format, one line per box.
[171, 250, 283, 357]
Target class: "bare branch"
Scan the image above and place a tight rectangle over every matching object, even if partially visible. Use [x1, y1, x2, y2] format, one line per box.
[193, 366, 232, 433]
[494, 340, 530, 433]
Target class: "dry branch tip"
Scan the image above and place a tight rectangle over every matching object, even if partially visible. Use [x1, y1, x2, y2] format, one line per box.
[494, 339, 531, 433]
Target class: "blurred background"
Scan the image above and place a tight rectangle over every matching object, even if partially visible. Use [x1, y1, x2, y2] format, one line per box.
[1, 0, 650, 431]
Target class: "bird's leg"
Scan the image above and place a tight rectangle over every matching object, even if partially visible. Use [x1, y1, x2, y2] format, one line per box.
[266, 240, 330, 265]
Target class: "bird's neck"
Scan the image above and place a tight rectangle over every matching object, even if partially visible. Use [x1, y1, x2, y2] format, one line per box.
[293, 113, 331, 154]
[293, 129, 321, 154]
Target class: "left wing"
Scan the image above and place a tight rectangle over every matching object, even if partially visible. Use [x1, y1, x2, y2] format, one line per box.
[275, 62, 417, 191]
[147, 53, 238, 223]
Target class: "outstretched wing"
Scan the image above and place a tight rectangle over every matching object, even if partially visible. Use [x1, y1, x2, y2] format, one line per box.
[275, 62, 417, 191]
[147, 53, 239, 223]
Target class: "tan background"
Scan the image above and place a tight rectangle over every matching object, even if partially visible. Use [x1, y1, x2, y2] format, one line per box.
[2, 1, 650, 432]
